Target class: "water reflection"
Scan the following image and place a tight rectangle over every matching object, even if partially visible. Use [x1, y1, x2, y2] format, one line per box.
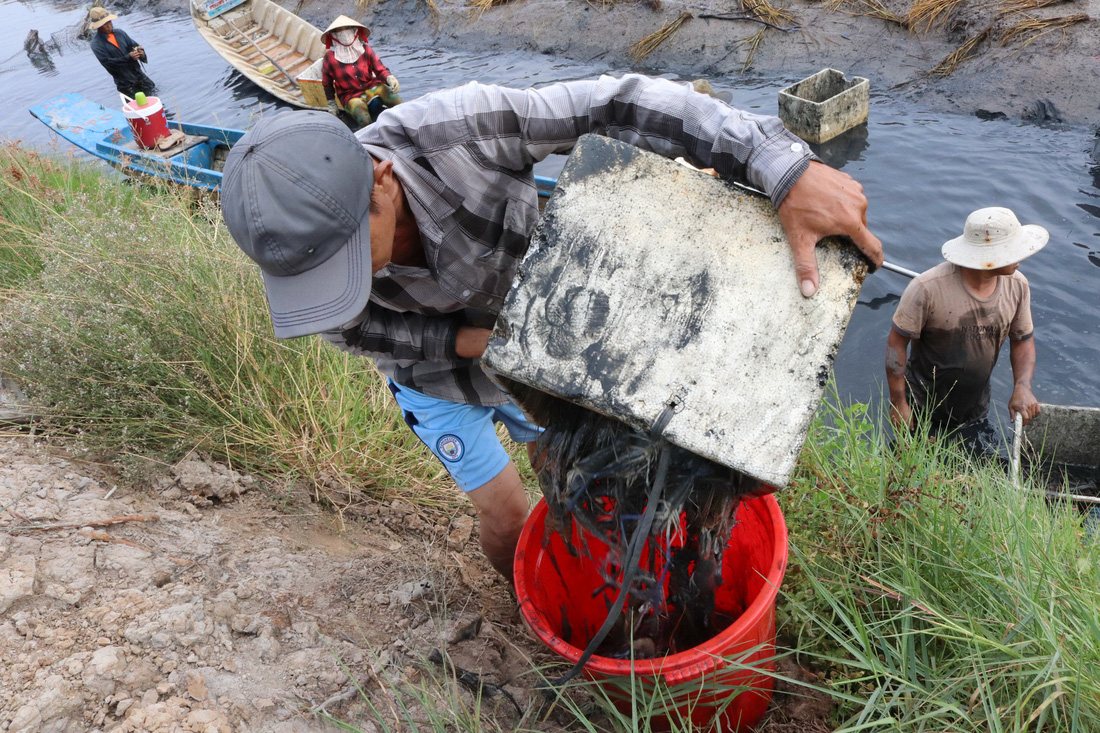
[2, 0, 1098, 413]
[810, 122, 869, 170]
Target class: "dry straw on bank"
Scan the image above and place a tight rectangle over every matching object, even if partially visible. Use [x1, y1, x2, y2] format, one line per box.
[928, 23, 993, 74]
[998, 12, 1089, 46]
[905, 0, 968, 30]
[825, 0, 906, 26]
[737, 27, 768, 69]
[996, 0, 1073, 14]
[742, 0, 797, 26]
[628, 11, 692, 62]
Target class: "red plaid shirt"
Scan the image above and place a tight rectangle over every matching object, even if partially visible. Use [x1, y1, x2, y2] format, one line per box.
[322, 45, 391, 106]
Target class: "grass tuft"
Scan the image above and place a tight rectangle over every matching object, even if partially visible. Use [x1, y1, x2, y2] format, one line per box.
[928, 22, 994, 74]
[781, 394, 1100, 731]
[905, 0, 968, 31]
[628, 12, 693, 63]
[0, 143, 456, 507]
[998, 12, 1089, 47]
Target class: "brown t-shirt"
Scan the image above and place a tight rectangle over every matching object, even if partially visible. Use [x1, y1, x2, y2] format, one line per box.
[892, 262, 1033, 425]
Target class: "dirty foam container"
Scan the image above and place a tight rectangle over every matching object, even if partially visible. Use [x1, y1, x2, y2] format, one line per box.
[482, 135, 868, 489]
[122, 96, 171, 150]
[778, 68, 869, 144]
[515, 494, 788, 732]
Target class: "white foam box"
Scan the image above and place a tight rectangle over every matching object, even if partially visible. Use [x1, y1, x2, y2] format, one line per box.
[482, 135, 868, 488]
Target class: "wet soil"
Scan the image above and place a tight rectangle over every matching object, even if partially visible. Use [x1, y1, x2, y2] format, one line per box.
[116, 0, 1100, 127]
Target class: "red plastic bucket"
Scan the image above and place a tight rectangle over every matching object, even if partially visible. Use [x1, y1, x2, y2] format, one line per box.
[515, 493, 787, 732]
[122, 96, 170, 150]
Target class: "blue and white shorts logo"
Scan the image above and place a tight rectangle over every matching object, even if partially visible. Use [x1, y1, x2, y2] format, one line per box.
[437, 434, 465, 462]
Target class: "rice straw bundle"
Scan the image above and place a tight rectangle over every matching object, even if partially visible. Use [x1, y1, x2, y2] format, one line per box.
[905, 0, 967, 31]
[742, 0, 797, 26]
[928, 22, 993, 74]
[469, 0, 518, 16]
[996, 0, 1071, 16]
[830, 0, 906, 25]
[998, 13, 1089, 46]
[628, 11, 692, 62]
[737, 27, 768, 70]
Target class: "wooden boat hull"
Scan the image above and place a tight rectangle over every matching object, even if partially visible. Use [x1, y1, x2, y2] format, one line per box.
[29, 93, 243, 192]
[191, 0, 326, 110]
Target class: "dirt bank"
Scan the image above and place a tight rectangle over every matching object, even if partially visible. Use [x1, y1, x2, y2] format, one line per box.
[354, 0, 1100, 127]
[0, 429, 832, 732]
[133, 0, 1099, 127]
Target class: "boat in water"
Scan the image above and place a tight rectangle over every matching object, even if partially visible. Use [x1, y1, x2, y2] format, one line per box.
[29, 93, 241, 192]
[191, 0, 328, 111]
[29, 92, 558, 197]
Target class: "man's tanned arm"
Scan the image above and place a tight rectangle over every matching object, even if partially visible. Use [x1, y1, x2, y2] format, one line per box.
[886, 327, 912, 431]
[1008, 337, 1040, 425]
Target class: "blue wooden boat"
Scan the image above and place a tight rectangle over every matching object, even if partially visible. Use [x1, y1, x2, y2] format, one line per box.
[29, 92, 558, 197]
[29, 93, 242, 192]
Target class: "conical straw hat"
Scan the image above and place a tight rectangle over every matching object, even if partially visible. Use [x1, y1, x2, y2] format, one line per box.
[322, 15, 369, 42]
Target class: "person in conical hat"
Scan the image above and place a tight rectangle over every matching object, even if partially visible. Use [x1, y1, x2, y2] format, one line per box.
[321, 15, 401, 128]
[87, 6, 156, 98]
[886, 206, 1046, 440]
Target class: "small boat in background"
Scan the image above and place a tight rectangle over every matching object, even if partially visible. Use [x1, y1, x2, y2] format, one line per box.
[191, 0, 328, 111]
[29, 93, 242, 192]
[29, 92, 559, 198]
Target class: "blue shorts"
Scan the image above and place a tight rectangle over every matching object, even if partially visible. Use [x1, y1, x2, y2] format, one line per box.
[387, 380, 542, 492]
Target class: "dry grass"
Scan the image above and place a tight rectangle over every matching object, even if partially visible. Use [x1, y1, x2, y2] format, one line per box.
[742, 0, 797, 26]
[469, 0, 520, 16]
[995, 0, 1072, 15]
[825, 0, 907, 25]
[998, 12, 1089, 46]
[627, 11, 692, 62]
[928, 22, 993, 73]
[905, 0, 967, 31]
[737, 27, 768, 70]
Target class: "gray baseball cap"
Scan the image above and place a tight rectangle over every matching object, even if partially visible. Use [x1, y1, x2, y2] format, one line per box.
[221, 111, 374, 339]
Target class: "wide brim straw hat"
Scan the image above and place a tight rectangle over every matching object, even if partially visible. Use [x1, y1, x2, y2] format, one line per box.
[88, 7, 119, 29]
[321, 15, 369, 43]
[941, 207, 1048, 270]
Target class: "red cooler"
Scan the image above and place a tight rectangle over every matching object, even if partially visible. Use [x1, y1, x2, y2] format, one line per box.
[121, 94, 170, 150]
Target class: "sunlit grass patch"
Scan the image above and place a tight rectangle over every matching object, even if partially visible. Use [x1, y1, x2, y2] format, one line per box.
[0, 144, 455, 506]
[781, 395, 1100, 731]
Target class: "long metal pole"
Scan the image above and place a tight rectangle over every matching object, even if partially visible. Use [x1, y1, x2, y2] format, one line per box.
[880, 260, 921, 279]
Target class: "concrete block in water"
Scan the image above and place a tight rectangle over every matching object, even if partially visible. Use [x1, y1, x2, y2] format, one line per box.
[482, 135, 868, 488]
[778, 69, 869, 144]
[1024, 403, 1100, 469]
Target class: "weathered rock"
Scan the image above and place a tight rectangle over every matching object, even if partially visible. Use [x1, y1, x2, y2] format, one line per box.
[0, 555, 37, 614]
[82, 645, 128, 696]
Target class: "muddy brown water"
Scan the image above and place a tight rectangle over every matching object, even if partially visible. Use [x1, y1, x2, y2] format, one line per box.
[3, 0, 1098, 447]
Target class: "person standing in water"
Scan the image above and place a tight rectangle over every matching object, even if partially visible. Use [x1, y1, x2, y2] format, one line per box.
[87, 6, 156, 99]
[321, 16, 401, 129]
[886, 207, 1045, 437]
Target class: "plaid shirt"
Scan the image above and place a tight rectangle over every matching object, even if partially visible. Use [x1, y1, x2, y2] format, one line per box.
[321, 45, 391, 106]
[322, 74, 815, 406]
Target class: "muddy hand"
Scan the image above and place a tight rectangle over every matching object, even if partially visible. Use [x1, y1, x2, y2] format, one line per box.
[777, 161, 883, 298]
[1009, 384, 1040, 426]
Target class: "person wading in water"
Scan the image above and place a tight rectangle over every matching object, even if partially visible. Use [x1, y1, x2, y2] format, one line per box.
[886, 206, 1046, 442]
[88, 6, 156, 99]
